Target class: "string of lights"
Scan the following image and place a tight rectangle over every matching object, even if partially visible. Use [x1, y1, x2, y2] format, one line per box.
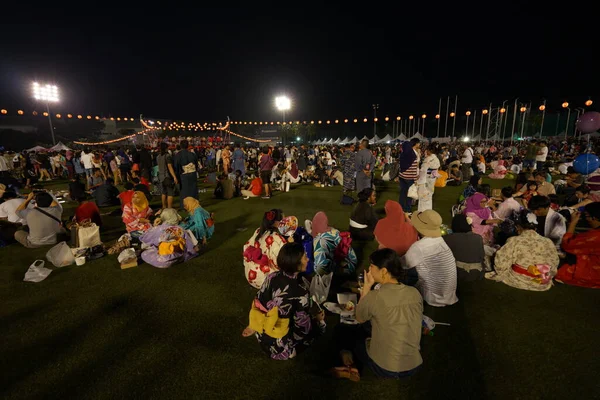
[1, 99, 593, 130]
[72, 128, 156, 146]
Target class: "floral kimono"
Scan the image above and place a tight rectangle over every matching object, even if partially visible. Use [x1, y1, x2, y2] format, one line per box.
[243, 228, 287, 289]
[489, 230, 559, 291]
[313, 228, 357, 276]
[254, 271, 324, 360]
[140, 225, 198, 268]
[181, 206, 214, 242]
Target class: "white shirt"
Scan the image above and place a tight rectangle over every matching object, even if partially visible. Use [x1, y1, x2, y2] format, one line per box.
[461, 147, 473, 164]
[495, 197, 522, 220]
[0, 198, 26, 224]
[536, 145, 548, 162]
[80, 152, 94, 169]
[403, 237, 458, 307]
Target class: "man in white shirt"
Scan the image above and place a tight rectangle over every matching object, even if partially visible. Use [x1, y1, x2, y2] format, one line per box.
[535, 141, 548, 170]
[461, 146, 474, 180]
[0, 191, 26, 224]
[404, 210, 458, 307]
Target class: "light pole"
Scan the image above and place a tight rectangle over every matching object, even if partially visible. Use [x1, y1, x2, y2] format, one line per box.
[465, 111, 471, 139]
[435, 113, 440, 137]
[409, 115, 414, 136]
[519, 106, 527, 139]
[562, 102, 571, 140]
[33, 82, 59, 145]
[421, 114, 427, 136]
[275, 95, 291, 145]
[575, 108, 585, 139]
[372, 104, 379, 135]
[539, 101, 546, 138]
[510, 98, 519, 145]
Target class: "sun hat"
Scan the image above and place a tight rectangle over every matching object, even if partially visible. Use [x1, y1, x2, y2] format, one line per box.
[410, 210, 443, 238]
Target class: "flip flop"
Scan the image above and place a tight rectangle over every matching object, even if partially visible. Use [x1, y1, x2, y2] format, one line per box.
[329, 366, 360, 382]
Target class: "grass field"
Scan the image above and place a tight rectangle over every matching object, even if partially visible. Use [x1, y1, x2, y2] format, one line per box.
[1, 177, 599, 400]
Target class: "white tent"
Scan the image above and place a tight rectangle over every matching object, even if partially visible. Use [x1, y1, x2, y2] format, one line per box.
[409, 133, 424, 141]
[333, 138, 341, 144]
[369, 135, 381, 144]
[397, 134, 407, 141]
[339, 137, 350, 144]
[378, 134, 393, 143]
[349, 136, 359, 143]
[48, 142, 71, 152]
[360, 135, 370, 142]
[26, 145, 47, 152]
[326, 138, 334, 144]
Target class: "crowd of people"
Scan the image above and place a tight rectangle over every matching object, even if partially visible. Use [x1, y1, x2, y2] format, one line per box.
[1, 135, 599, 380]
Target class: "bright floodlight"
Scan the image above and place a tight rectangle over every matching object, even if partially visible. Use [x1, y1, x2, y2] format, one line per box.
[275, 96, 291, 111]
[463, 136, 470, 142]
[296, 136, 301, 141]
[33, 82, 59, 102]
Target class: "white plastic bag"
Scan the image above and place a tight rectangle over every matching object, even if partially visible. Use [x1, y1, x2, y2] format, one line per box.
[24, 260, 53, 282]
[46, 242, 75, 267]
[303, 272, 333, 304]
[117, 248, 137, 264]
[407, 184, 418, 200]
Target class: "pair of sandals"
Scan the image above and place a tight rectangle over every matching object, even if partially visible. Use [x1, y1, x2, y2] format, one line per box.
[330, 365, 360, 382]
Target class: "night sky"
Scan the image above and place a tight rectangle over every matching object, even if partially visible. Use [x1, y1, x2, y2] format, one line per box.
[0, 8, 596, 123]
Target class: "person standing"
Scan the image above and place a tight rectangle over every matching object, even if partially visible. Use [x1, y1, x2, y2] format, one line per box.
[340, 143, 356, 194]
[461, 144, 474, 180]
[355, 140, 375, 193]
[258, 147, 275, 199]
[398, 139, 420, 213]
[157, 142, 178, 209]
[174, 140, 199, 207]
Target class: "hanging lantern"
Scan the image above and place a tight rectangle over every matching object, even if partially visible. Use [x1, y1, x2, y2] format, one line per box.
[353, 119, 358, 123]
[363, 118, 368, 122]
[500, 108, 506, 113]
[450, 112, 456, 117]
[421, 114, 427, 119]
[344, 119, 348, 123]
[67, 114, 73, 118]
[562, 102, 569, 108]
[17, 110, 24, 115]
[43, 112, 49, 117]
[56, 114, 61, 118]
[409, 115, 414, 120]
[0, 109, 7, 114]
[585, 99, 593, 106]
[520, 107, 526, 112]
[466, 111, 471, 116]
[396, 116, 401, 120]
[33, 111, 38, 116]
[482, 109, 488, 115]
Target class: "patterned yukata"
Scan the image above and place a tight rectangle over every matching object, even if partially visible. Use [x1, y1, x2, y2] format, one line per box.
[313, 228, 357, 276]
[489, 230, 559, 291]
[340, 150, 356, 192]
[243, 229, 287, 289]
[255, 271, 325, 360]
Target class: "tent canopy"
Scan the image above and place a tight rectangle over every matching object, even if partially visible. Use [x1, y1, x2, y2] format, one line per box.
[26, 145, 47, 152]
[378, 134, 393, 143]
[48, 142, 71, 152]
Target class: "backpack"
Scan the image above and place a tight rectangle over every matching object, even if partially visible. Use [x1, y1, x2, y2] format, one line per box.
[334, 232, 353, 265]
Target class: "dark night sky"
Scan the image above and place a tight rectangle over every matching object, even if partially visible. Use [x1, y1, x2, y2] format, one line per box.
[0, 7, 597, 122]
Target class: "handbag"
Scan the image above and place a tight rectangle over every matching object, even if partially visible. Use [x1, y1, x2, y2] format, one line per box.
[407, 184, 418, 200]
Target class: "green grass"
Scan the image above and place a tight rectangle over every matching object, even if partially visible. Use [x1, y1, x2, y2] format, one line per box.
[1, 177, 600, 400]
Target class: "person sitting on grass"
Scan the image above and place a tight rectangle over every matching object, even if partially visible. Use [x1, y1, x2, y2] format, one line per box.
[14, 191, 64, 248]
[241, 174, 263, 199]
[242, 242, 326, 361]
[140, 208, 198, 268]
[122, 191, 153, 238]
[180, 197, 214, 246]
[91, 177, 121, 208]
[331, 248, 423, 381]
[243, 209, 287, 288]
[214, 174, 234, 200]
[349, 188, 378, 241]
[74, 194, 102, 227]
[118, 182, 135, 210]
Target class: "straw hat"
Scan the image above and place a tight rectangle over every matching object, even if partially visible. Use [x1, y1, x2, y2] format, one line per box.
[410, 210, 443, 238]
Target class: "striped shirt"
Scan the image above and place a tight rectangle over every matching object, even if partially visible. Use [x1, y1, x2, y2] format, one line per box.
[399, 158, 419, 180]
[403, 237, 458, 307]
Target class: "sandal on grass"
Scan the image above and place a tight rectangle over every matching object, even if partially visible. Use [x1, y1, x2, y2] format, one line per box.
[329, 366, 360, 382]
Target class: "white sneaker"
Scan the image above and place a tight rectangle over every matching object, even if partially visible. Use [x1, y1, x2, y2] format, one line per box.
[243, 196, 250, 200]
